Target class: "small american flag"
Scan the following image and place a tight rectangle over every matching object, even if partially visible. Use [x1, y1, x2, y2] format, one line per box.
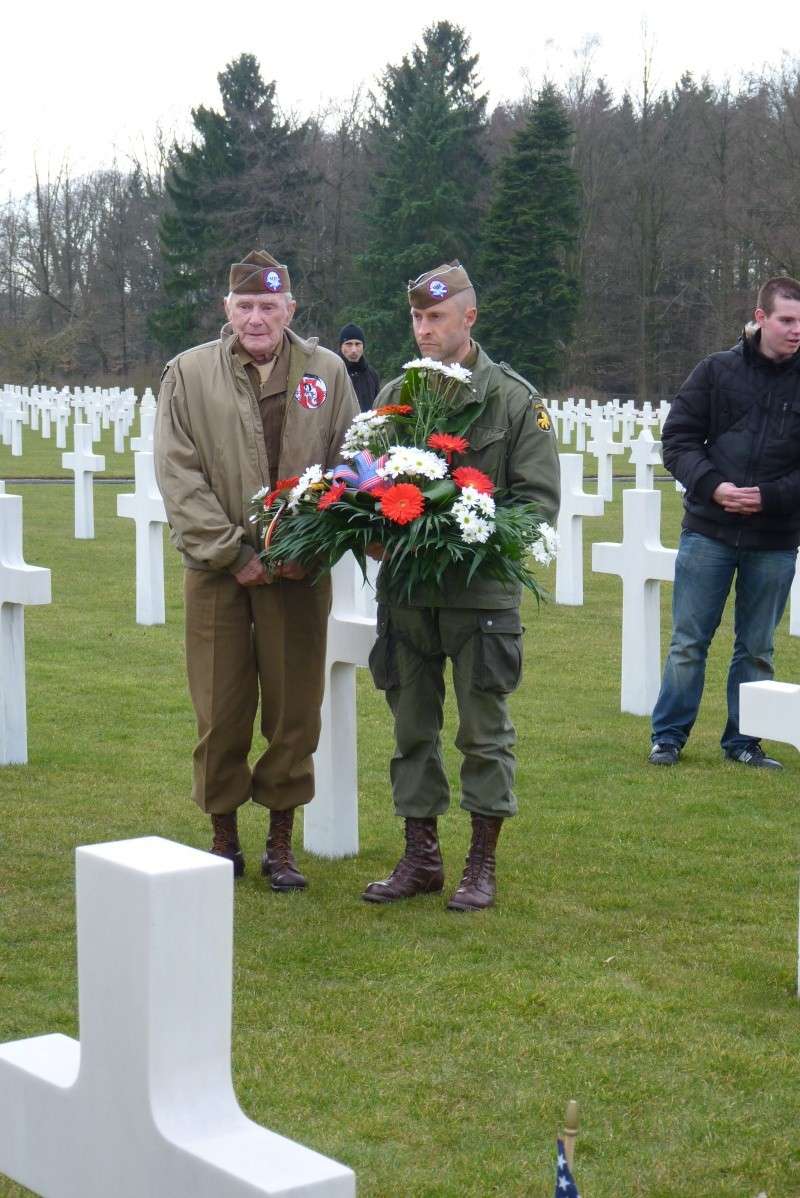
[554, 1138, 580, 1197]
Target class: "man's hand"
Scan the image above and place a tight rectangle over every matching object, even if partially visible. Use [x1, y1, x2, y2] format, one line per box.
[233, 556, 271, 586]
[712, 482, 763, 514]
[271, 560, 309, 581]
[365, 542, 386, 562]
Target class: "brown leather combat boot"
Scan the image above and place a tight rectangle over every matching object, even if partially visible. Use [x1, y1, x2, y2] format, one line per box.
[210, 812, 245, 878]
[261, 808, 307, 891]
[446, 814, 503, 912]
[362, 817, 444, 903]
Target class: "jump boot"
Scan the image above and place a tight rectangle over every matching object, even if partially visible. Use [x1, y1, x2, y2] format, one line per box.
[210, 812, 245, 878]
[362, 817, 444, 903]
[261, 808, 308, 891]
[447, 814, 503, 912]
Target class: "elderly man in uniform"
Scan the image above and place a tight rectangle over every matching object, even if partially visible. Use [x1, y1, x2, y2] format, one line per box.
[155, 250, 357, 890]
[362, 261, 560, 912]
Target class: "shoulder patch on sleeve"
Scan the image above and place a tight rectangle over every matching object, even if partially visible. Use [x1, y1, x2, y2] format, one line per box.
[499, 361, 540, 398]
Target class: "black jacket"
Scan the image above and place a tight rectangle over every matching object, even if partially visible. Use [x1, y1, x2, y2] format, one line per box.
[342, 355, 380, 412]
[663, 326, 800, 549]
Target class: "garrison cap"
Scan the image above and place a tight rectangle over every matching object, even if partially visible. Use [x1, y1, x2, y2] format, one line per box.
[229, 249, 291, 296]
[407, 260, 473, 309]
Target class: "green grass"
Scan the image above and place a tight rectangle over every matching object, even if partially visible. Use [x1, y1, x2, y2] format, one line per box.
[0, 421, 135, 479]
[1, 459, 800, 1196]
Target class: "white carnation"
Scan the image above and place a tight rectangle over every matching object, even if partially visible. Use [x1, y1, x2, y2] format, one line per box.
[402, 357, 472, 384]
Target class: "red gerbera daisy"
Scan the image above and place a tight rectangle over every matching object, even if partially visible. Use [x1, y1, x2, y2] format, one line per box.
[318, 482, 347, 510]
[452, 466, 495, 495]
[380, 483, 425, 525]
[375, 403, 413, 416]
[427, 432, 470, 463]
[262, 475, 300, 508]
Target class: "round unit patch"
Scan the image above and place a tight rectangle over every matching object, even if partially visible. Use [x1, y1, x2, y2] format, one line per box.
[295, 375, 328, 409]
[428, 278, 448, 300]
[263, 269, 282, 292]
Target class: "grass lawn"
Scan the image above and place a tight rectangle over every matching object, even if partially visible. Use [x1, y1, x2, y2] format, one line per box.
[1, 441, 799, 1196]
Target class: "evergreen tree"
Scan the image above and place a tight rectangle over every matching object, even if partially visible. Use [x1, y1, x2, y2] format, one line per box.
[479, 84, 580, 389]
[150, 54, 308, 353]
[356, 23, 487, 376]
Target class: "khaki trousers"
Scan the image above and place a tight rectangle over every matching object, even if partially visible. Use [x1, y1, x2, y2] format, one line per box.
[184, 569, 331, 814]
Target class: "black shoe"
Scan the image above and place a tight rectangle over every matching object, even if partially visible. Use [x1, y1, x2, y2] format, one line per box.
[648, 742, 680, 766]
[724, 744, 783, 770]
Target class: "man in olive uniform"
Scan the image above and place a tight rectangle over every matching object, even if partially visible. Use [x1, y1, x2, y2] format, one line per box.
[362, 261, 560, 911]
[155, 250, 357, 890]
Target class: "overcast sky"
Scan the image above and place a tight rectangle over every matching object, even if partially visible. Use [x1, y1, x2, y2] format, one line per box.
[1, 0, 794, 195]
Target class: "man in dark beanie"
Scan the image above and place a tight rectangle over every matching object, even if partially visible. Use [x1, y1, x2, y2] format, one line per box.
[338, 322, 380, 412]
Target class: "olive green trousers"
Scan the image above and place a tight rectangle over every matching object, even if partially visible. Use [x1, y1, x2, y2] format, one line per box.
[184, 569, 331, 814]
[369, 605, 523, 819]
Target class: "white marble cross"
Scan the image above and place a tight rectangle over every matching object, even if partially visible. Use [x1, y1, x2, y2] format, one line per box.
[62, 422, 105, 539]
[628, 428, 663, 490]
[305, 554, 378, 859]
[131, 390, 157, 453]
[789, 555, 800, 637]
[0, 494, 51, 765]
[586, 415, 625, 501]
[0, 836, 355, 1197]
[116, 451, 169, 624]
[55, 393, 71, 449]
[592, 488, 677, 715]
[555, 454, 605, 605]
[739, 679, 800, 997]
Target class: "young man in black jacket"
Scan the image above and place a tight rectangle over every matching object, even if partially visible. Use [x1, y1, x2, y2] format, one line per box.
[650, 276, 800, 769]
[338, 323, 380, 413]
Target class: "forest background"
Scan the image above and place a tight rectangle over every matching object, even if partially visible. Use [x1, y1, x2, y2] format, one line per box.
[2, 20, 799, 401]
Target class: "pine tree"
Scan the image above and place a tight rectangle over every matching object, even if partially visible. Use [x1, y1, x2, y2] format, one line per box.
[355, 23, 487, 376]
[479, 84, 580, 389]
[150, 54, 308, 354]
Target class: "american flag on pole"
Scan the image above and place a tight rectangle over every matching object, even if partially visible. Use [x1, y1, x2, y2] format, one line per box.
[554, 1138, 580, 1197]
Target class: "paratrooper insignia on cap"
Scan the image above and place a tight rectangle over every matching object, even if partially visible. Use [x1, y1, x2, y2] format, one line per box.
[263, 269, 282, 292]
[428, 278, 449, 299]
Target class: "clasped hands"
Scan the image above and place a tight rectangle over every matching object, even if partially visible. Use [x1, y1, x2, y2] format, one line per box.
[712, 481, 762, 515]
[233, 556, 308, 586]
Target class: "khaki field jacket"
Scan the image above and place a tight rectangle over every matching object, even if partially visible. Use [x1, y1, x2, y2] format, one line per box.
[155, 327, 357, 571]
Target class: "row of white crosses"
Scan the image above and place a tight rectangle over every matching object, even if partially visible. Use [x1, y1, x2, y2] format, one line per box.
[546, 395, 670, 449]
[1, 383, 151, 457]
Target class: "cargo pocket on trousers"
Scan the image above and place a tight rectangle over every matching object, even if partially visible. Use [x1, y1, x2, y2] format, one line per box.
[472, 610, 524, 694]
[368, 604, 399, 691]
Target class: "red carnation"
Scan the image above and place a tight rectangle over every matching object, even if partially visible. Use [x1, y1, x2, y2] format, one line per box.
[427, 432, 470, 463]
[318, 482, 347, 510]
[452, 466, 495, 495]
[380, 483, 425, 525]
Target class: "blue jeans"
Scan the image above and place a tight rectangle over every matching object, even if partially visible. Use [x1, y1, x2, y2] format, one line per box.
[651, 530, 796, 753]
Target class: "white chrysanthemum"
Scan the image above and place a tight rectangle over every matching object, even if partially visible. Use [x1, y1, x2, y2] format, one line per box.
[528, 522, 560, 565]
[458, 485, 495, 517]
[340, 413, 388, 458]
[378, 445, 448, 481]
[288, 464, 323, 510]
[252, 484, 270, 501]
[452, 500, 495, 544]
[402, 357, 473, 384]
[439, 361, 472, 383]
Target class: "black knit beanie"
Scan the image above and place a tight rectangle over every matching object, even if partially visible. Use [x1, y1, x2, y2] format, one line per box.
[339, 322, 366, 346]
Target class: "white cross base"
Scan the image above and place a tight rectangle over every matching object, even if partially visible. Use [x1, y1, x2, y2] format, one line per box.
[305, 554, 378, 858]
[592, 488, 677, 715]
[555, 454, 605, 605]
[0, 837, 355, 1197]
[116, 451, 169, 625]
[0, 494, 51, 764]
